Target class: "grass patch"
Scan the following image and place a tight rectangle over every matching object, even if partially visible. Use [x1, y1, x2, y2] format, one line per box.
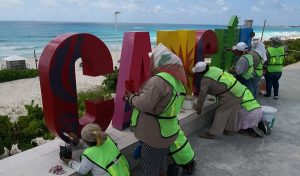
[0, 69, 39, 83]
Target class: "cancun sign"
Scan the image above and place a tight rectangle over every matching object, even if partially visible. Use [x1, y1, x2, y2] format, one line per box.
[39, 15, 253, 142]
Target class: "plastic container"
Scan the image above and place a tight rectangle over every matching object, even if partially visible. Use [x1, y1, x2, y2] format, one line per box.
[244, 20, 253, 28]
[182, 96, 195, 110]
[261, 106, 278, 128]
[59, 142, 73, 159]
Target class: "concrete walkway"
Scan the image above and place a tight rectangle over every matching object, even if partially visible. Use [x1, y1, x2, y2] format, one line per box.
[190, 62, 300, 176]
[132, 62, 300, 176]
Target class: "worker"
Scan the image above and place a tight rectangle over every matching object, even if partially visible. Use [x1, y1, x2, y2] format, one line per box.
[193, 62, 243, 139]
[61, 123, 130, 176]
[125, 43, 195, 175]
[238, 86, 271, 137]
[229, 42, 255, 95]
[264, 37, 286, 99]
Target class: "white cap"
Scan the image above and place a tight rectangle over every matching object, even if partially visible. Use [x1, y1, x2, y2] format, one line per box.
[192, 61, 207, 73]
[232, 42, 248, 51]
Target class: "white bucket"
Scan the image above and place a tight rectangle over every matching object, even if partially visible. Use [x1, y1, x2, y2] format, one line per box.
[261, 106, 278, 128]
[182, 96, 194, 110]
[244, 20, 253, 28]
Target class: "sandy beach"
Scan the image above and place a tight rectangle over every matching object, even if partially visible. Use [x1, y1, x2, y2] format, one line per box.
[0, 51, 121, 122]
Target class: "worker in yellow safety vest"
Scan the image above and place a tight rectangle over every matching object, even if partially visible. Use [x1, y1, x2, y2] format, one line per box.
[61, 123, 130, 176]
[229, 42, 255, 96]
[264, 37, 286, 99]
[193, 62, 243, 139]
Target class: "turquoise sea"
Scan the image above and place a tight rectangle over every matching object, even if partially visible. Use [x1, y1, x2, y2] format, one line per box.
[1, 21, 300, 58]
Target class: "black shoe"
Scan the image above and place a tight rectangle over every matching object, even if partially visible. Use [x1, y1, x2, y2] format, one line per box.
[264, 94, 271, 98]
[253, 127, 265, 138]
[258, 120, 271, 135]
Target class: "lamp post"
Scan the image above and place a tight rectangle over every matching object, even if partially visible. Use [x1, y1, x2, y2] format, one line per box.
[114, 11, 121, 54]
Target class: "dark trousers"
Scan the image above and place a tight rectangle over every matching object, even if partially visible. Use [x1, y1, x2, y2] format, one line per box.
[236, 75, 255, 96]
[265, 72, 282, 96]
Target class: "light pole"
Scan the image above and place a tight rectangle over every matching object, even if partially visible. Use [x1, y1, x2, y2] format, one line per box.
[114, 11, 121, 54]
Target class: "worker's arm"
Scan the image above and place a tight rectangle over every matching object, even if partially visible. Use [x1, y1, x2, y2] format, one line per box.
[194, 78, 210, 114]
[129, 76, 171, 113]
[235, 57, 248, 75]
[68, 156, 109, 175]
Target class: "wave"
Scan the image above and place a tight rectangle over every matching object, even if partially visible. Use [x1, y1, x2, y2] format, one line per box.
[254, 31, 300, 40]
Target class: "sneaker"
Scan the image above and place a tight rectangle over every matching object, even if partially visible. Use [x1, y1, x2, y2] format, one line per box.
[274, 96, 279, 99]
[258, 121, 271, 135]
[264, 94, 271, 98]
[253, 127, 265, 138]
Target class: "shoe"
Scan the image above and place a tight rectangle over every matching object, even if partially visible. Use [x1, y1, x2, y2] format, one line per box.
[258, 120, 271, 135]
[274, 96, 279, 99]
[264, 94, 271, 98]
[252, 127, 265, 138]
[198, 132, 215, 139]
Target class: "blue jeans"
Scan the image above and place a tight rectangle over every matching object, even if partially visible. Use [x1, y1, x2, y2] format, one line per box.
[265, 72, 282, 96]
[236, 75, 255, 96]
[253, 76, 262, 98]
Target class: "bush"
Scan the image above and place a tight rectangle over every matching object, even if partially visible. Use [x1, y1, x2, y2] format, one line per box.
[0, 101, 54, 154]
[0, 69, 39, 83]
[102, 66, 119, 93]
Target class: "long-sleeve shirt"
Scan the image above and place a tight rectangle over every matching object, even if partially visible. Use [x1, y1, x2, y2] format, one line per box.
[67, 140, 110, 176]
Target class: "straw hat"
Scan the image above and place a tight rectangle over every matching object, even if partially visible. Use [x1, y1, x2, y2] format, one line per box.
[81, 123, 107, 145]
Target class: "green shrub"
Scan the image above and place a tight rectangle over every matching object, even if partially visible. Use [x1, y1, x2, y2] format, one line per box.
[0, 69, 39, 83]
[102, 66, 119, 93]
[0, 115, 14, 154]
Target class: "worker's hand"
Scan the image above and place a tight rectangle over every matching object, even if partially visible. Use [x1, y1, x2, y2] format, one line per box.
[60, 157, 71, 163]
[68, 133, 79, 144]
[228, 68, 235, 74]
[123, 89, 134, 101]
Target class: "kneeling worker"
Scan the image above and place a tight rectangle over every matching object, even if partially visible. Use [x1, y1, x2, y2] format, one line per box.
[61, 123, 130, 176]
[193, 62, 243, 139]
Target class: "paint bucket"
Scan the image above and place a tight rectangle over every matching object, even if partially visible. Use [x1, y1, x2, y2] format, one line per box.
[182, 96, 195, 110]
[244, 20, 253, 28]
[59, 142, 72, 159]
[261, 106, 278, 128]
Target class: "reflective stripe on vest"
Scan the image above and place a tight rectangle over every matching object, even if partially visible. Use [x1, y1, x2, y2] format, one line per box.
[267, 46, 285, 72]
[82, 137, 130, 176]
[203, 66, 247, 98]
[130, 72, 186, 138]
[253, 51, 263, 77]
[241, 54, 254, 80]
[241, 89, 261, 111]
[169, 130, 195, 165]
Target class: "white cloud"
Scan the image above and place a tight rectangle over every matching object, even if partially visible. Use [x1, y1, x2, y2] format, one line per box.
[0, 0, 24, 8]
[153, 5, 163, 13]
[251, 6, 261, 12]
[39, 0, 59, 9]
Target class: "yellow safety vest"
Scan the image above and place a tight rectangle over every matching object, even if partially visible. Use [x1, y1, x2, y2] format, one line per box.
[131, 72, 186, 138]
[82, 137, 130, 176]
[267, 46, 285, 72]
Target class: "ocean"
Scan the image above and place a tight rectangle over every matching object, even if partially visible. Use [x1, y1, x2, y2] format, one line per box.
[1, 21, 300, 59]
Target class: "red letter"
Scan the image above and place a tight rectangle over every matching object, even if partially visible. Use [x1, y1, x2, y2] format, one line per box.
[194, 30, 218, 95]
[112, 32, 152, 130]
[39, 33, 114, 142]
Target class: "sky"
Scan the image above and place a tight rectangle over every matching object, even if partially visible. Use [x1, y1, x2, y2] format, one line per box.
[0, 0, 299, 25]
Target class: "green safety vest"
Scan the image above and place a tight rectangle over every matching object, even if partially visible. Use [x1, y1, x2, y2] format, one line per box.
[252, 51, 263, 77]
[203, 66, 246, 98]
[267, 46, 285, 72]
[169, 130, 195, 165]
[241, 54, 254, 80]
[81, 137, 130, 176]
[131, 72, 186, 138]
[241, 89, 261, 111]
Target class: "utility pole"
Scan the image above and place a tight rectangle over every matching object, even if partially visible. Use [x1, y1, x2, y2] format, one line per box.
[34, 49, 38, 69]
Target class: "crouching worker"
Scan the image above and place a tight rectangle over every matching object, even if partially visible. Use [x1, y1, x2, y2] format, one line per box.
[238, 87, 271, 137]
[61, 123, 130, 176]
[125, 43, 195, 175]
[193, 62, 243, 139]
